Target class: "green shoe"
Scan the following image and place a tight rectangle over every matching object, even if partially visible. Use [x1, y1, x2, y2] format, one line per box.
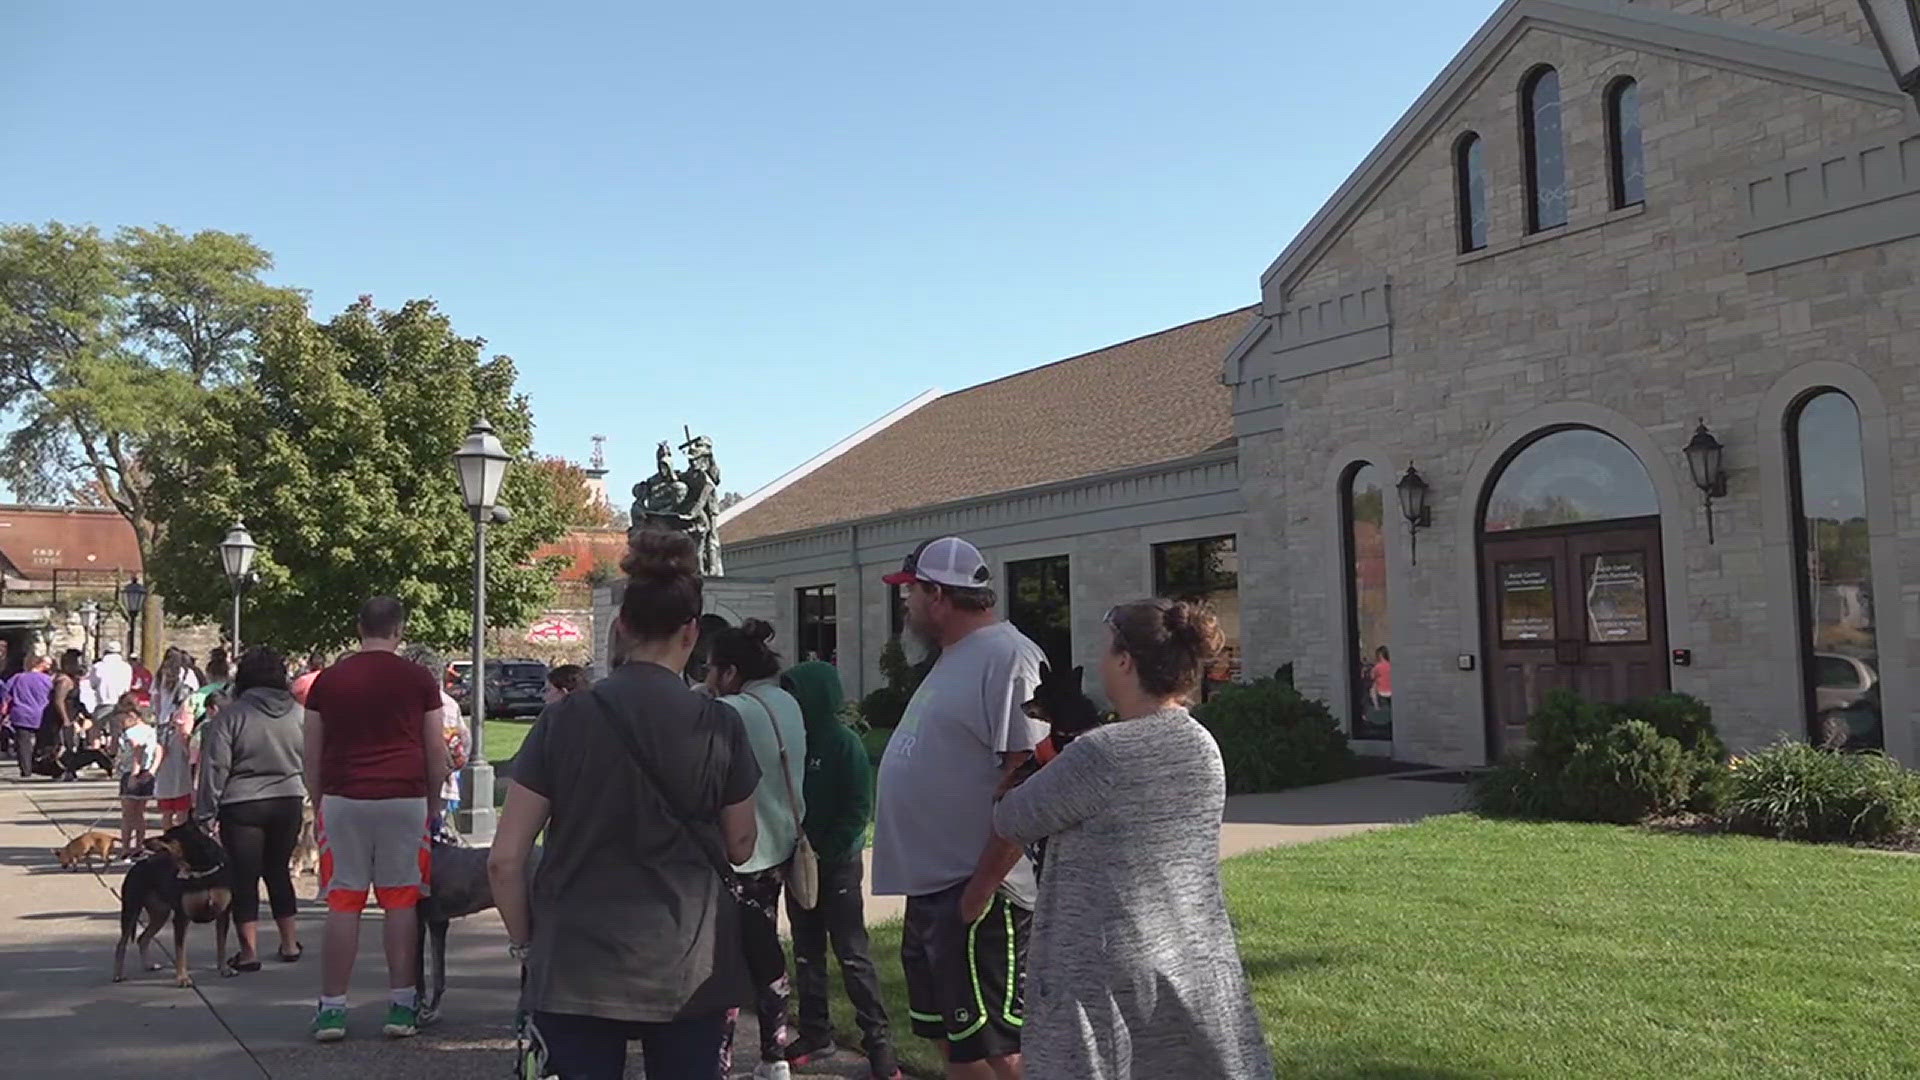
[311, 1006, 347, 1042]
[383, 1003, 418, 1038]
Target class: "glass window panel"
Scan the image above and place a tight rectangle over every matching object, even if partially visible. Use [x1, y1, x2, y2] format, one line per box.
[796, 585, 837, 665]
[1611, 79, 1645, 208]
[1458, 134, 1488, 252]
[1153, 536, 1241, 695]
[1526, 68, 1568, 230]
[1007, 556, 1073, 672]
[1584, 551, 1649, 643]
[1484, 429, 1659, 532]
[1346, 465, 1392, 740]
[1793, 392, 1881, 750]
[1498, 560, 1557, 642]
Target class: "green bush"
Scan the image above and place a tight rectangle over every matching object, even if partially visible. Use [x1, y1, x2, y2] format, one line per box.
[859, 686, 912, 729]
[1194, 678, 1352, 794]
[1472, 691, 1727, 824]
[1724, 742, 1920, 842]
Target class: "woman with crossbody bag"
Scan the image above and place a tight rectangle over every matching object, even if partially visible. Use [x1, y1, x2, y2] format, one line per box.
[704, 619, 811, 1080]
[488, 530, 763, 1080]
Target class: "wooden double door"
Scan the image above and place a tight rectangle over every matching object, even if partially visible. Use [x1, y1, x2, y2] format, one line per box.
[1481, 518, 1669, 758]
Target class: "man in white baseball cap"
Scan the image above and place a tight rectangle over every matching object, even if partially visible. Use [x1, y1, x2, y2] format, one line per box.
[872, 536, 1047, 1079]
[84, 639, 133, 716]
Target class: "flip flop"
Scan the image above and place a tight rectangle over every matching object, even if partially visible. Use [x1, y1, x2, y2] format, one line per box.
[278, 943, 304, 963]
[227, 954, 262, 973]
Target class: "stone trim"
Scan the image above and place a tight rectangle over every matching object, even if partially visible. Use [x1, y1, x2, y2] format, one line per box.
[1322, 448, 1412, 757]
[1451, 403, 1696, 764]
[1756, 362, 1911, 764]
[1225, 279, 1394, 396]
[1739, 126, 1920, 272]
[1257, 0, 1909, 298]
[1456, 203, 1647, 265]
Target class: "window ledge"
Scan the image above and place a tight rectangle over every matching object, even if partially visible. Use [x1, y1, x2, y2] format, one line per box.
[1457, 204, 1647, 265]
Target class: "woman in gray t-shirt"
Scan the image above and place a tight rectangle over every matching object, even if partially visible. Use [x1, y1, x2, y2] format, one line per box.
[994, 598, 1274, 1080]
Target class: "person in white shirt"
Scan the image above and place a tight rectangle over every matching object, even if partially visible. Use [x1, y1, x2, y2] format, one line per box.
[85, 642, 134, 717]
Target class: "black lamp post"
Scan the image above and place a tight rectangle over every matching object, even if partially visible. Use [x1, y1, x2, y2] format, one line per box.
[1397, 464, 1433, 565]
[121, 576, 148, 657]
[1858, 1, 1920, 110]
[219, 521, 259, 656]
[452, 418, 511, 844]
[1684, 421, 1728, 544]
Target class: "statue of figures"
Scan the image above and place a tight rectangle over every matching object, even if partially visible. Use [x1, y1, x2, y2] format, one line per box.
[627, 433, 725, 577]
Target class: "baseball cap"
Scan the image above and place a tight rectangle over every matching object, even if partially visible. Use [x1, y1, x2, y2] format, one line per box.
[882, 537, 992, 589]
[103, 641, 121, 654]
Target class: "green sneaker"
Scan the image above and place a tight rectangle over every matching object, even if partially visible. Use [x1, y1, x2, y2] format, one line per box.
[383, 1002, 418, 1038]
[311, 1006, 347, 1042]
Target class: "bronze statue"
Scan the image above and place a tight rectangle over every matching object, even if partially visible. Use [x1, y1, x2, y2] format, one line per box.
[628, 431, 724, 577]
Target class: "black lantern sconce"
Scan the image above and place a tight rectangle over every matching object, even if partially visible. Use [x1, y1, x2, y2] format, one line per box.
[1397, 463, 1432, 564]
[1684, 420, 1728, 544]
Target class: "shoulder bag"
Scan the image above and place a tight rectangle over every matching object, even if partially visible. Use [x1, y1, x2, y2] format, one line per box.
[582, 687, 785, 985]
[742, 687, 818, 911]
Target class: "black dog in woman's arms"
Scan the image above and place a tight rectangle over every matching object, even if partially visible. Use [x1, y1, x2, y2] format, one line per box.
[1003, 662, 1104, 789]
[113, 822, 233, 987]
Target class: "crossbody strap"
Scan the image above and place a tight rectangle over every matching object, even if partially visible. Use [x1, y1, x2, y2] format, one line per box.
[582, 688, 735, 882]
[740, 687, 804, 822]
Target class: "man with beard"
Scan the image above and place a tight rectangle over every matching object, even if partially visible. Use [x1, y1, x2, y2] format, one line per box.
[871, 537, 1046, 1080]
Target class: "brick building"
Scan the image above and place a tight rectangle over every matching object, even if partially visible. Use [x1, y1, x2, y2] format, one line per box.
[721, 0, 1920, 765]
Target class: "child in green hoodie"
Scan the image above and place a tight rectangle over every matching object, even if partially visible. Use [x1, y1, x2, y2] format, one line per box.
[779, 661, 900, 1079]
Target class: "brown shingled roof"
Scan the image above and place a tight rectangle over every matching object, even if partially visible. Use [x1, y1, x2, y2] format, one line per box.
[722, 307, 1254, 545]
[0, 505, 142, 579]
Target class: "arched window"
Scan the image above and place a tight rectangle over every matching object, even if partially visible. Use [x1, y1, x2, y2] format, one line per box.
[1522, 66, 1567, 231]
[1456, 132, 1488, 252]
[1482, 428, 1658, 532]
[1608, 77, 1645, 209]
[1342, 463, 1392, 740]
[1789, 391, 1882, 750]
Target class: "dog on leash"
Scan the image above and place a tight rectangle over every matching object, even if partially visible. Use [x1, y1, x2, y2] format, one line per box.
[55, 830, 118, 871]
[999, 663, 1105, 874]
[112, 821, 234, 987]
[415, 838, 542, 1025]
[290, 804, 320, 880]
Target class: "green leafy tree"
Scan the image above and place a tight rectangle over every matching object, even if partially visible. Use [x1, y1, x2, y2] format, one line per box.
[143, 297, 568, 653]
[0, 222, 299, 558]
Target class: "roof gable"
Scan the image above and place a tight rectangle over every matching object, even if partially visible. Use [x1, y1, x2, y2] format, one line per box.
[721, 308, 1255, 545]
[1255, 0, 1908, 306]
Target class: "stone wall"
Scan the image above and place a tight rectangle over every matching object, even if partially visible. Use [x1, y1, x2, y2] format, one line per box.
[1647, 0, 1872, 45]
[1233, 21, 1919, 763]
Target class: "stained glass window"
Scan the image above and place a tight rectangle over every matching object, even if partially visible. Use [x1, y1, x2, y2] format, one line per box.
[1524, 67, 1567, 231]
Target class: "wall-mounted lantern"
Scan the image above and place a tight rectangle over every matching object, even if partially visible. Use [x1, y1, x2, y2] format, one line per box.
[1397, 464, 1432, 564]
[1684, 420, 1728, 544]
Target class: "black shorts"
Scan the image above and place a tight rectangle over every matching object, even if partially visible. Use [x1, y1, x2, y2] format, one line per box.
[900, 881, 1030, 1064]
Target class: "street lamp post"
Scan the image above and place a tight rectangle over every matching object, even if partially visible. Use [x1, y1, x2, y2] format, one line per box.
[1859, 1, 1920, 111]
[219, 522, 259, 656]
[452, 419, 511, 844]
[121, 576, 148, 658]
[79, 600, 99, 659]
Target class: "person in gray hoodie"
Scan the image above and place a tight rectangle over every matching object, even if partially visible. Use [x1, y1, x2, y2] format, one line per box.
[196, 646, 307, 971]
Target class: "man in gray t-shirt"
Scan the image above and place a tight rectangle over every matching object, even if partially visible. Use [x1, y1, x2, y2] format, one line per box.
[872, 536, 1046, 1077]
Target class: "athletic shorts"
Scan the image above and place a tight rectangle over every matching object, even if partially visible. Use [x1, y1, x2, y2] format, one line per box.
[317, 795, 431, 913]
[900, 881, 1029, 1064]
[156, 794, 192, 814]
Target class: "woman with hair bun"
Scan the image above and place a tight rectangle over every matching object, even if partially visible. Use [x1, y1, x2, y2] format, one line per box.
[992, 598, 1273, 1080]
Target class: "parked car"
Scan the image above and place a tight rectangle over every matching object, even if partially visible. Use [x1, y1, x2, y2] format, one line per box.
[1814, 653, 1879, 750]
[444, 658, 550, 718]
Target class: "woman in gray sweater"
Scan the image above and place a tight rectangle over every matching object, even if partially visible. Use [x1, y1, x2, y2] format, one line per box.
[195, 647, 306, 971]
[993, 599, 1273, 1080]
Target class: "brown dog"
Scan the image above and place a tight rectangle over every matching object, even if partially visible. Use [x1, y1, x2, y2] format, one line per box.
[291, 804, 320, 880]
[56, 831, 117, 871]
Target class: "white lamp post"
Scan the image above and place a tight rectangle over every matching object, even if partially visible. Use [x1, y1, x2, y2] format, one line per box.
[452, 418, 511, 843]
[1859, 1, 1920, 110]
[219, 521, 258, 656]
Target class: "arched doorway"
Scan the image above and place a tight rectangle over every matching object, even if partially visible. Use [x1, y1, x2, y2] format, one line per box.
[1479, 428, 1668, 757]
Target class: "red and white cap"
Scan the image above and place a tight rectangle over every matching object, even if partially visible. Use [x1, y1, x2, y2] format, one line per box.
[882, 536, 992, 589]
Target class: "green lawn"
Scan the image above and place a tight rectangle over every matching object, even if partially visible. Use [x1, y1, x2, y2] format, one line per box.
[819, 816, 1920, 1079]
[482, 717, 535, 768]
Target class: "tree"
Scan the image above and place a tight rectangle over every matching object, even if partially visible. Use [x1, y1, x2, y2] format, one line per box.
[533, 456, 621, 529]
[0, 222, 299, 560]
[143, 297, 569, 653]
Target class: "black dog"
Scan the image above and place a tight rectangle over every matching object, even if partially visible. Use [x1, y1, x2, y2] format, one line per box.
[1001, 663, 1105, 873]
[415, 839, 542, 1025]
[113, 821, 233, 987]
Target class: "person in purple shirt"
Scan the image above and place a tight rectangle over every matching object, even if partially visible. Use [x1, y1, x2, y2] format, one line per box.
[5, 655, 55, 779]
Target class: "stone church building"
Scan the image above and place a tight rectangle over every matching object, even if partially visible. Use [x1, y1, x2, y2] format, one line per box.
[717, 0, 1920, 767]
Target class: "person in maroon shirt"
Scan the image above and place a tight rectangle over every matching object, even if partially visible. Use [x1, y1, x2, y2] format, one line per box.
[302, 597, 450, 1043]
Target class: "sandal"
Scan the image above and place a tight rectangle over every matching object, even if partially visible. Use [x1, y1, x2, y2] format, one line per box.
[227, 954, 262, 973]
[278, 943, 304, 963]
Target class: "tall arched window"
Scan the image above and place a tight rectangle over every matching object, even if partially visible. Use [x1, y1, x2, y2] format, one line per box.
[1456, 132, 1488, 252]
[1522, 66, 1567, 231]
[1789, 391, 1882, 751]
[1608, 77, 1645, 209]
[1342, 463, 1392, 740]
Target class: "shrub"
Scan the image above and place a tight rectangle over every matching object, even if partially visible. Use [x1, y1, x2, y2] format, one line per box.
[1724, 742, 1920, 843]
[859, 686, 912, 729]
[1555, 720, 1694, 824]
[1471, 691, 1726, 824]
[1194, 678, 1352, 794]
[1469, 756, 1560, 819]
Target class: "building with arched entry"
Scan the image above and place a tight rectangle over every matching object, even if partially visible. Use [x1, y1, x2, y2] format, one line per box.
[720, 0, 1920, 766]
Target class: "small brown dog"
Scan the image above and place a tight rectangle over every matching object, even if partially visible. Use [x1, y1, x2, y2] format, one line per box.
[291, 804, 320, 879]
[56, 831, 118, 871]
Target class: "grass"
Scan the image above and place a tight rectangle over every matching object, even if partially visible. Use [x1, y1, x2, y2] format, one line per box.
[861, 725, 893, 763]
[817, 816, 1920, 1079]
[482, 717, 535, 767]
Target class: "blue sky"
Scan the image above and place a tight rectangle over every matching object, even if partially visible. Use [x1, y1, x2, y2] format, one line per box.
[4, 0, 1500, 504]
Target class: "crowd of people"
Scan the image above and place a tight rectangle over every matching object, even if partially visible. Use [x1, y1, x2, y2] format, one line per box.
[2, 524, 1273, 1079]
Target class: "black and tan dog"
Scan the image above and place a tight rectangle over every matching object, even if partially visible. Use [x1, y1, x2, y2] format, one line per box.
[112, 821, 234, 987]
[1001, 663, 1105, 873]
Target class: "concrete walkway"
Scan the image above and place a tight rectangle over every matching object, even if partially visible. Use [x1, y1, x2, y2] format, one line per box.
[0, 769, 1463, 1078]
